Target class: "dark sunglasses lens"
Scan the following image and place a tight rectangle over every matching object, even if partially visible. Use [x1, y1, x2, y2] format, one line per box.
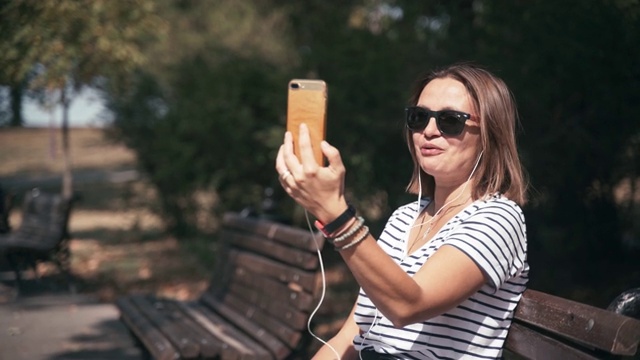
[406, 108, 428, 131]
[437, 113, 465, 135]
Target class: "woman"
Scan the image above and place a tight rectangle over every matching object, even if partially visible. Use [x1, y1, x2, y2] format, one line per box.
[276, 63, 528, 359]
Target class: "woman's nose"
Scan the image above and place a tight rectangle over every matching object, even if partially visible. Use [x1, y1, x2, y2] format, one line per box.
[423, 116, 440, 136]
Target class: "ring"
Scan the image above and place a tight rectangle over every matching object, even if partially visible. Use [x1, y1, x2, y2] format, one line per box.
[280, 170, 292, 181]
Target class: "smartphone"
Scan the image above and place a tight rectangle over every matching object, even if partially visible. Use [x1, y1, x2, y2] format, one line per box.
[287, 79, 328, 165]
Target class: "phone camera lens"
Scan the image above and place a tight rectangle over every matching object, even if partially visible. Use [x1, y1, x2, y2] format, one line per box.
[290, 83, 300, 89]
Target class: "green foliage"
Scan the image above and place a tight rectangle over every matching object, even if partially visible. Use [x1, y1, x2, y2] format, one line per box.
[0, 0, 165, 90]
[464, 0, 640, 296]
[108, 0, 296, 234]
[4, 0, 626, 301]
[4, 0, 639, 305]
[111, 57, 289, 234]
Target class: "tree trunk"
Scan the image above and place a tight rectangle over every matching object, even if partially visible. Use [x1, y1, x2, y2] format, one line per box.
[60, 86, 73, 201]
[10, 83, 23, 127]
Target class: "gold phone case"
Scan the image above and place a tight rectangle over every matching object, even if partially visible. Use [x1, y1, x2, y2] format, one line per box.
[287, 79, 327, 165]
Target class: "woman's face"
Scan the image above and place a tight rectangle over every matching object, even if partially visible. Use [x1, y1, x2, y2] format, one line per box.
[412, 77, 481, 187]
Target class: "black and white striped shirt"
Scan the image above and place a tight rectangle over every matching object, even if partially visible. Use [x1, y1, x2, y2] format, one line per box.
[353, 194, 529, 359]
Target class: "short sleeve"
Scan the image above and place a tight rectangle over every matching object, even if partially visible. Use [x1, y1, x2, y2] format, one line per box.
[444, 198, 527, 292]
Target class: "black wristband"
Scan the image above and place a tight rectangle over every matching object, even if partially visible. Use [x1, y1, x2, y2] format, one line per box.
[322, 204, 356, 235]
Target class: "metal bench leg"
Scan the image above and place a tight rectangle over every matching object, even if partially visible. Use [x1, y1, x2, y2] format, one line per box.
[53, 238, 76, 294]
[5, 253, 23, 297]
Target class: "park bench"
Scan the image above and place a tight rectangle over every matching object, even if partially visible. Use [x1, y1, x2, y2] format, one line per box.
[0, 188, 75, 292]
[504, 288, 640, 359]
[115, 211, 640, 360]
[116, 212, 326, 360]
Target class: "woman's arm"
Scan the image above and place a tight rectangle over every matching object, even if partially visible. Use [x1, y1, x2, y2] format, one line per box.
[340, 239, 486, 327]
[276, 127, 487, 327]
[312, 302, 360, 360]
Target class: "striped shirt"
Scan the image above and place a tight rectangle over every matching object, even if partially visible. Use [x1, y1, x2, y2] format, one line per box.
[353, 194, 529, 359]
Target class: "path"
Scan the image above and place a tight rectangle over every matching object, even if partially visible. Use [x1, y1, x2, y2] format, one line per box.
[0, 278, 142, 360]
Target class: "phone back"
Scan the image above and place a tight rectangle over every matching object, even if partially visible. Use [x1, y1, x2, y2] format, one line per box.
[287, 79, 327, 165]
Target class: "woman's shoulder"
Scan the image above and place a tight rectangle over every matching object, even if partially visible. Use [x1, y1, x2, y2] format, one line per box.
[471, 193, 525, 218]
[478, 193, 522, 208]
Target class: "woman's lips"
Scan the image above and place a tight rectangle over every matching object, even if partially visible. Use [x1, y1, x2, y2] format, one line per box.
[419, 144, 443, 156]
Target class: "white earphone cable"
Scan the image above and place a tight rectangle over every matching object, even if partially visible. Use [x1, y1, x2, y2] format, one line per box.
[411, 150, 484, 231]
[304, 209, 342, 360]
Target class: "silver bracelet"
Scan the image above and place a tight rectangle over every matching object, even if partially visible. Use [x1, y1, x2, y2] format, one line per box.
[332, 216, 365, 244]
[336, 226, 370, 251]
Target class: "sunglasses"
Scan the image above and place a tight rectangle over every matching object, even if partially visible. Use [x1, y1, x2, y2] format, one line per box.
[405, 106, 473, 136]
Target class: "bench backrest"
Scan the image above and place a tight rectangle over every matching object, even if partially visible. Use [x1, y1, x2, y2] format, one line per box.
[199, 212, 326, 360]
[505, 289, 640, 359]
[11, 189, 71, 248]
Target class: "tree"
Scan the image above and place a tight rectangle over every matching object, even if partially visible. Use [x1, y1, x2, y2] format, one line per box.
[0, 0, 166, 199]
[105, 0, 640, 301]
[108, 0, 299, 234]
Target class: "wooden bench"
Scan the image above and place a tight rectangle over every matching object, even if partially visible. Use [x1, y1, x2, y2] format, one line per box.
[505, 288, 640, 359]
[0, 188, 74, 291]
[116, 212, 326, 360]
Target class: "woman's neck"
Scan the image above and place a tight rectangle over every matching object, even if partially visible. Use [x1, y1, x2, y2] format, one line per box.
[430, 180, 473, 213]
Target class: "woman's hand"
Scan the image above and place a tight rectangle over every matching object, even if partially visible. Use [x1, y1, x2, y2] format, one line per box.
[275, 123, 348, 223]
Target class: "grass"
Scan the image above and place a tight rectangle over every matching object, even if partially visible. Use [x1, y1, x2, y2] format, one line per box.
[0, 127, 135, 177]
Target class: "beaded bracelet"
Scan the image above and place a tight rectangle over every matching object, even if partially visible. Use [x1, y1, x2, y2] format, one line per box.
[332, 216, 365, 245]
[336, 225, 370, 251]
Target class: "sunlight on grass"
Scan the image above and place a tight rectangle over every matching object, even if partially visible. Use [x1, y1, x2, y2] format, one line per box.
[0, 128, 136, 176]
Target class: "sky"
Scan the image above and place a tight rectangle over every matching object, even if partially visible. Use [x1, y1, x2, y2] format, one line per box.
[22, 87, 110, 128]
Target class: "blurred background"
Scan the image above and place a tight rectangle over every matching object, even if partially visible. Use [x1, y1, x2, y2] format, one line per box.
[0, 0, 639, 329]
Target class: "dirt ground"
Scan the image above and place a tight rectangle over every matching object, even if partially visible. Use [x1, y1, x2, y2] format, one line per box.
[0, 127, 356, 349]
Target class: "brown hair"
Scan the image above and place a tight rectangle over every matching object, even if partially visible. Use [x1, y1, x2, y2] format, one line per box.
[405, 63, 528, 205]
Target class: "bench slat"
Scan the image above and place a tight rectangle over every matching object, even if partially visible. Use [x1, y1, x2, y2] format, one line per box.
[128, 295, 200, 359]
[223, 229, 320, 270]
[179, 302, 274, 360]
[230, 265, 317, 311]
[513, 289, 640, 356]
[224, 291, 310, 330]
[230, 250, 319, 292]
[157, 299, 222, 359]
[115, 297, 180, 360]
[222, 213, 324, 252]
[219, 291, 303, 347]
[505, 322, 601, 360]
[200, 293, 293, 359]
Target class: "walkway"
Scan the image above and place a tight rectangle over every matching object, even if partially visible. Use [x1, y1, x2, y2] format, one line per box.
[0, 278, 142, 360]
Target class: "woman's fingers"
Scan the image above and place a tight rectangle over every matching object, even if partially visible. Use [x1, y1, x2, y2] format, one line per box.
[282, 131, 302, 177]
[276, 125, 347, 218]
[275, 144, 289, 179]
[321, 140, 345, 175]
[297, 124, 320, 172]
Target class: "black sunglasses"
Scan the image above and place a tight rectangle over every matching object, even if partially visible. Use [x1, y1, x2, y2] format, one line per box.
[405, 106, 472, 136]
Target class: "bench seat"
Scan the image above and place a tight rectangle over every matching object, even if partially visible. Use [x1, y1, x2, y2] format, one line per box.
[117, 212, 325, 360]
